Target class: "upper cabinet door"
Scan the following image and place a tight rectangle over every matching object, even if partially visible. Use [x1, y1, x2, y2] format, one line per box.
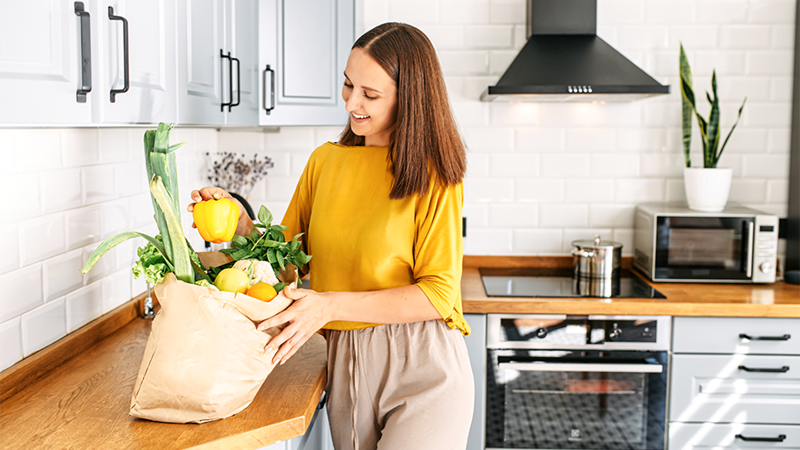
[177, 0, 225, 125]
[259, 0, 353, 127]
[0, 0, 93, 125]
[223, 0, 259, 126]
[93, 0, 177, 124]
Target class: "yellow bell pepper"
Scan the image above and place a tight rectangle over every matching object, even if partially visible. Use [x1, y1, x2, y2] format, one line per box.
[192, 198, 239, 244]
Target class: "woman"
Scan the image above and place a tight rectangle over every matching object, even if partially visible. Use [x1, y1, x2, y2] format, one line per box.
[190, 23, 472, 449]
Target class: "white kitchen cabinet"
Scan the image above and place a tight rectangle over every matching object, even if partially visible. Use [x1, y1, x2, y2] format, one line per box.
[258, 0, 353, 127]
[176, 0, 258, 126]
[0, 0, 94, 125]
[92, 0, 178, 124]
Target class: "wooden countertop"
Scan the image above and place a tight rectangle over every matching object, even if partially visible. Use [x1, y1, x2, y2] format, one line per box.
[0, 313, 327, 450]
[461, 256, 800, 318]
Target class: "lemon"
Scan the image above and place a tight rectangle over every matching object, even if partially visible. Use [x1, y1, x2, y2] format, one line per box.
[215, 268, 250, 294]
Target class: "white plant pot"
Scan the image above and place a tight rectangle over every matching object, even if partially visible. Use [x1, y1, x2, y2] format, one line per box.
[683, 167, 733, 212]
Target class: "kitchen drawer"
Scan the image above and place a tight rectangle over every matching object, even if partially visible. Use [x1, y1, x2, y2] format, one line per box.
[670, 354, 800, 424]
[669, 423, 800, 449]
[673, 317, 800, 355]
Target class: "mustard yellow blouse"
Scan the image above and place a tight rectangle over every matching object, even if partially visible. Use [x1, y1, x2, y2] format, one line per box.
[280, 142, 469, 336]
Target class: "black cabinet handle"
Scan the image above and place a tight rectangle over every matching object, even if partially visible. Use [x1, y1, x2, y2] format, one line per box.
[738, 365, 790, 373]
[74, 2, 92, 103]
[108, 7, 130, 103]
[739, 333, 791, 341]
[263, 64, 275, 115]
[220, 50, 233, 112]
[229, 55, 240, 109]
[736, 433, 786, 442]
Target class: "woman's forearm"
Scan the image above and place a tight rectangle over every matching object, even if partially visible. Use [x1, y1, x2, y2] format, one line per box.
[328, 285, 442, 325]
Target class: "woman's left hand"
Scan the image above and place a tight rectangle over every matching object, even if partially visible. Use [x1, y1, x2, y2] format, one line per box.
[257, 286, 336, 365]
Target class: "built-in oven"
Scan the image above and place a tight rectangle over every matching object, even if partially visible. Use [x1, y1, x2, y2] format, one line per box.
[485, 315, 670, 450]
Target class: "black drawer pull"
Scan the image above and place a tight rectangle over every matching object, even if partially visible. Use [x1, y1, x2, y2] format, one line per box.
[735, 433, 786, 442]
[739, 333, 791, 341]
[738, 365, 790, 373]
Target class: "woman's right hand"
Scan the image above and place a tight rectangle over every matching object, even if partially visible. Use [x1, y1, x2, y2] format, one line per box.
[188, 187, 255, 237]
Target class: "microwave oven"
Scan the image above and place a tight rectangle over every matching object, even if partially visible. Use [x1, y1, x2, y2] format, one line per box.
[634, 204, 778, 283]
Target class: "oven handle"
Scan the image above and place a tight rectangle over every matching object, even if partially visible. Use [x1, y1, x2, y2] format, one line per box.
[498, 362, 663, 374]
[745, 220, 754, 278]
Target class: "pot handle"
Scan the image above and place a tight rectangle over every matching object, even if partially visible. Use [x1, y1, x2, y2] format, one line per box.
[572, 248, 595, 258]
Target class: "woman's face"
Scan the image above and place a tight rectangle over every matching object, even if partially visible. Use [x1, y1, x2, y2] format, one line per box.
[342, 48, 398, 147]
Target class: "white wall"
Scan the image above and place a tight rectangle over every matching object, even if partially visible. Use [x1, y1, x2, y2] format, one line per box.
[0, 127, 211, 371]
[0, 0, 794, 371]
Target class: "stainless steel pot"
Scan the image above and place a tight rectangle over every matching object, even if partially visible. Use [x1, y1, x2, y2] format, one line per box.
[571, 235, 623, 279]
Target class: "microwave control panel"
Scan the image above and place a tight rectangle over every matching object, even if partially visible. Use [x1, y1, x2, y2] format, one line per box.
[753, 215, 779, 283]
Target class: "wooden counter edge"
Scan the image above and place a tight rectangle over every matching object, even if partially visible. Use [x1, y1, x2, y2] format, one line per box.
[0, 293, 147, 403]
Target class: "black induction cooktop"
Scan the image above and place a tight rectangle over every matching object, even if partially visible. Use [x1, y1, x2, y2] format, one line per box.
[480, 267, 666, 299]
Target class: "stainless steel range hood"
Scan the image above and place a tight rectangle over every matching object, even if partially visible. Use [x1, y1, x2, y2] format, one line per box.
[481, 0, 670, 102]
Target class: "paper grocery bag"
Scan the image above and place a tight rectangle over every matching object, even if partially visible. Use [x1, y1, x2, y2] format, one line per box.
[129, 258, 297, 424]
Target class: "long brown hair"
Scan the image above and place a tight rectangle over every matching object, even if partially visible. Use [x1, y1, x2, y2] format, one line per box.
[339, 23, 467, 199]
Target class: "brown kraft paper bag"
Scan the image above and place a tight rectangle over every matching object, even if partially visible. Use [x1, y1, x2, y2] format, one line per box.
[129, 254, 298, 424]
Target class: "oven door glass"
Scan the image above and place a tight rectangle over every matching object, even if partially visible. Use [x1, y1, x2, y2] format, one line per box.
[654, 216, 753, 280]
[486, 350, 667, 450]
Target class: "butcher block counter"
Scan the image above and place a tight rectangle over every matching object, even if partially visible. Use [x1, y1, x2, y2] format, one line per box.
[0, 297, 327, 450]
[461, 256, 800, 318]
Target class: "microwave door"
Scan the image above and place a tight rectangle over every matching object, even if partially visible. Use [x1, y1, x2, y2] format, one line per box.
[654, 216, 754, 281]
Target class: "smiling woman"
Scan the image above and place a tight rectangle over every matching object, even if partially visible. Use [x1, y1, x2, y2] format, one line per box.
[190, 22, 471, 450]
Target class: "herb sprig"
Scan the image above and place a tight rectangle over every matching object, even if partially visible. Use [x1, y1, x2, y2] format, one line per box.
[219, 205, 311, 279]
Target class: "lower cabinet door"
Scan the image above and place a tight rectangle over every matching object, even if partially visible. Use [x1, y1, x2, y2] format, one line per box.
[669, 423, 800, 449]
[670, 354, 800, 424]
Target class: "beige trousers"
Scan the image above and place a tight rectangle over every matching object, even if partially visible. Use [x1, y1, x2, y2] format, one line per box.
[323, 320, 474, 450]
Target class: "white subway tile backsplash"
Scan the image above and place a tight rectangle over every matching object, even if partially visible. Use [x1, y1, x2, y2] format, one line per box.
[490, 153, 539, 177]
[541, 154, 591, 178]
[539, 103, 641, 127]
[645, 0, 695, 24]
[82, 165, 115, 205]
[129, 194, 154, 229]
[21, 297, 66, 357]
[565, 179, 615, 202]
[464, 228, 513, 254]
[516, 179, 565, 202]
[438, 51, 490, 76]
[465, 25, 514, 48]
[597, 24, 619, 46]
[562, 228, 613, 252]
[591, 154, 640, 177]
[101, 199, 131, 240]
[1, 173, 40, 224]
[721, 25, 771, 49]
[419, 25, 465, 50]
[218, 130, 265, 153]
[489, 50, 518, 75]
[454, 102, 490, 126]
[722, 128, 769, 152]
[694, 51, 746, 76]
[768, 128, 791, 152]
[290, 153, 312, 177]
[512, 25, 526, 49]
[264, 127, 315, 151]
[83, 245, 114, 285]
[612, 229, 635, 256]
[467, 152, 490, 178]
[514, 229, 563, 254]
[642, 102, 681, 127]
[0, 317, 22, 371]
[589, 204, 636, 228]
[729, 179, 769, 203]
[464, 127, 514, 151]
[619, 25, 669, 49]
[0, 130, 15, 176]
[43, 250, 84, 303]
[641, 153, 684, 177]
[20, 213, 66, 266]
[42, 168, 82, 215]
[66, 206, 101, 251]
[773, 25, 795, 49]
[462, 202, 489, 227]
[717, 77, 770, 102]
[666, 179, 687, 202]
[771, 77, 793, 102]
[489, 203, 538, 227]
[615, 179, 665, 203]
[102, 269, 133, 314]
[66, 281, 103, 333]
[515, 128, 565, 152]
[97, 129, 129, 163]
[490, 0, 524, 24]
[767, 179, 789, 203]
[489, 103, 539, 126]
[748, 0, 796, 24]
[598, 0, 644, 23]
[697, 1, 747, 23]
[617, 127, 667, 152]
[566, 129, 615, 152]
[746, 51, 794, 75]
[743, 155, 790, 178]
[463, 76, 500, 100]
[15, 129, 61, 173]
[441, 1, 491, 25]
[539, 204, 589, 228]
[464, 178, 514, 202]
[667, 25, 720, 49]
[0, 224, 19, 275]
[265, 177, 300, 201]
[114, 161, 144, 198]
[388, 0, 440, 24]
[0, 264, 43, 324]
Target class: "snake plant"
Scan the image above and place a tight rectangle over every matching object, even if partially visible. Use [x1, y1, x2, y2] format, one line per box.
[679, 43, 747, 168]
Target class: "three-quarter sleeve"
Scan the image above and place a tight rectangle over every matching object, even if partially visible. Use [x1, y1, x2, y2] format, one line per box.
[413, 181, 470, 336]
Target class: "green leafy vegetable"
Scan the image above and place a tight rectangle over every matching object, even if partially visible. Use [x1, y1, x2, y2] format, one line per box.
[132, 236, 171, 285]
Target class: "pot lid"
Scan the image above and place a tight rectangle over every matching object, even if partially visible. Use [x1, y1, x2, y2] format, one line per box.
[571, 235, 622, 250]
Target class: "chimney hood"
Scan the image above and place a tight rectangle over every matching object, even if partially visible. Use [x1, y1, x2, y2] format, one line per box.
[481, 0, 670, 102]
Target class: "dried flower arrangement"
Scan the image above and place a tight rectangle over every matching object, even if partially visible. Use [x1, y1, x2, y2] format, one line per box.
[206, 152, 274, 198]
